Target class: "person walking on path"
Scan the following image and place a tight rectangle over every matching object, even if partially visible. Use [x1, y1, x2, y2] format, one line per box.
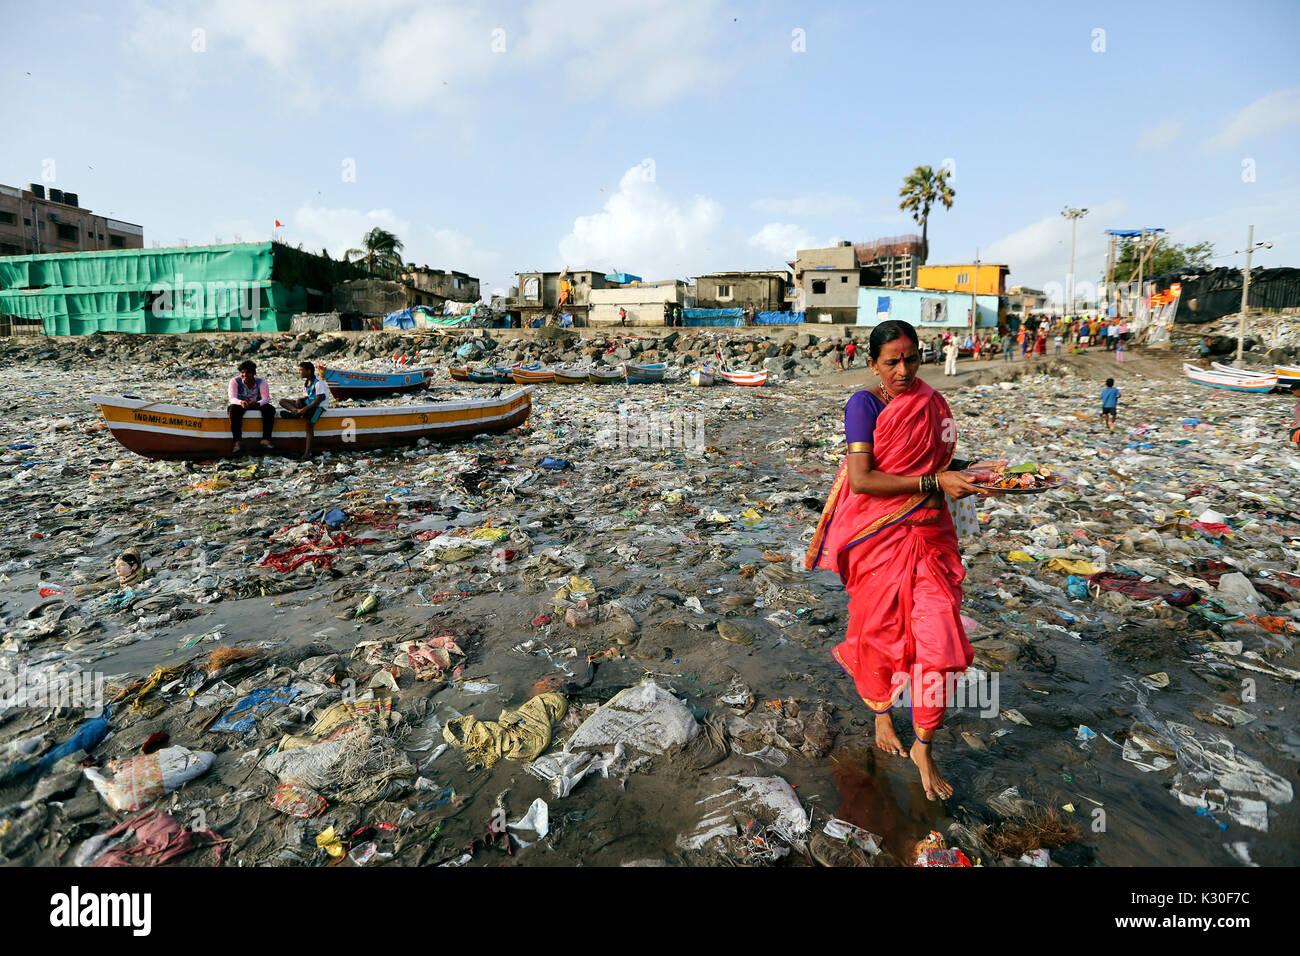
[226, 360, 275, 456]
[943, 338, 959, 376]
[805, 319, 997, 800]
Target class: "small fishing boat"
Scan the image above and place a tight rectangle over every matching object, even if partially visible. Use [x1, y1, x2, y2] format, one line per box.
[1183, 363, 1276, 392]
[716, 367, 768, 387]
[588, 367, 622, 384]
[625, 362, 667, 384]
[552, 367, 591, 384]
[1275, 364, 1300, 388]
[449, 366, 470, 383]
[466, 368, 498, 384]
[512, 366, 555, 385]
[92, 389, 534, 460]
[320, 366, 434, 400]
[690, 365, 715, 387]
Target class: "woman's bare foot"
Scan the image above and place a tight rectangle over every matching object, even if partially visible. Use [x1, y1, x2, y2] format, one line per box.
[874, 713, 907, 757]
[910, 740, 954, 801]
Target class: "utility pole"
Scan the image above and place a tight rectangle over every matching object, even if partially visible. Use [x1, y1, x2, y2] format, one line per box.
[970, 249, 979, 333]
[1236, 224, 1257, 365]
[1061, 207, 1088, 319]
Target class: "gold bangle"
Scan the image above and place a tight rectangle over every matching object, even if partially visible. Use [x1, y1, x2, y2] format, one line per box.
[847, 442, 870, 453]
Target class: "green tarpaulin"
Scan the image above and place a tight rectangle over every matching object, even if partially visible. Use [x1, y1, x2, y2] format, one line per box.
[0, 242, 363, 335]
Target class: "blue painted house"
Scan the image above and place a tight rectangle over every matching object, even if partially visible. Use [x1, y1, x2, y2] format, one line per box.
[856, 286, 999, 330]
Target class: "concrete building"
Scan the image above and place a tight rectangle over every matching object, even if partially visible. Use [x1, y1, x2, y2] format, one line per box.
[1006, 286, 1049, 328]
[400, 265, 480, 303]
[694, 272, 787, 311]
[917, 263, 1010, 297]
[0, 182, 143, 257]
[791, 243, 861, 324]
[857, 286, 999, 332]
[588, 281, 691, 326]
[510, 269, 611, 324]
[854, 235, 924, 289]
[333, 278, 441, 317]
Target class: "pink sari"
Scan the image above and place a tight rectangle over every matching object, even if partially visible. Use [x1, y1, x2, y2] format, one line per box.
[804, 379, 971, 734]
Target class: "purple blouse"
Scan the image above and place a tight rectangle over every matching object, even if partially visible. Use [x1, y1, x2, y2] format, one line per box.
[845, 389, 887, 447]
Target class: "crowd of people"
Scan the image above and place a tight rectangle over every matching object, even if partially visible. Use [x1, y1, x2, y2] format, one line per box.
[933, 315, 1136, 376]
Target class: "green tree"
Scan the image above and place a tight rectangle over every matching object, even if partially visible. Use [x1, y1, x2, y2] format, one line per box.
[1112, 239, 1214, 282]
[343, 227, 406, 278]
[898, 165, 955, 264]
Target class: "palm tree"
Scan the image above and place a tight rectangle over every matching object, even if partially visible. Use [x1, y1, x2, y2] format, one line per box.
[898, 165, 955, 264]
[343, 227, 405, 278]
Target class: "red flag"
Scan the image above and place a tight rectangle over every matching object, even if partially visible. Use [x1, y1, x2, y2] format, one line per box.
[274, 220, 283, 228]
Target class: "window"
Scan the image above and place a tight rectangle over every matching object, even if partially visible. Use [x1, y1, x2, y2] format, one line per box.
[109, 235, 125, 248]
[56, 223, 78, 242]
[811, 279, 827, 294]
[717, 284, 732, 298]
[956, 272, 970, 284]
[0, 211, 14, 225]
[23, 218, 31, 226]
[840, 275, 849, 283]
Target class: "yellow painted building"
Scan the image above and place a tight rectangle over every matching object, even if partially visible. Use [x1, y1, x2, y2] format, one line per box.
[916, 263, 1009, 296]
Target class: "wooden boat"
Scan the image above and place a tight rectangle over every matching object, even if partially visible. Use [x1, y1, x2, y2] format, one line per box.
[1275, 364, 1300, 388]
[320, 366, 434, 400]
[465, 367, 497, 383]
[690, 365, 715, 387]
[625, 362, 667, 384]
[511, 366, 555, 385]
[1211, 362, 1273, 378]
[716, 367, 768, 387]
[449, 366, 470, 383]
[92, 389, 534, 461]
[552, 367, 591, 384]
[588, 367, 622, 384]
[1183, 363, 1276, 392]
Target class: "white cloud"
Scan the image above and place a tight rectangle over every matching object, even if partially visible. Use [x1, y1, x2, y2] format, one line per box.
[1138, 120, 1182, 151]
[752, 194, 862, 218]
[981, 199, 1125, 299]
[558, 164, 724, 280]
[747, 223, 822, 262]
[293, 206, 412, 261]
[1206, 87, 1300, 152]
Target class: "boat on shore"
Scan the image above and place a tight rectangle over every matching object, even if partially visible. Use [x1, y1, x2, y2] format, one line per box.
[92, 389, 533, 460]
[716, 367, 768, 386]
[552, 367, 591, 384]
[1183, 363, 1276, 392]
[588, 367, 621, 384]
[320, 366, 434, 400]
[1272, 364, 1300, 388]
[449, 366, 470, 383]
[511, 366, 555, 384]
[690, 365, 715, 386]
[625, 362, 667, 384]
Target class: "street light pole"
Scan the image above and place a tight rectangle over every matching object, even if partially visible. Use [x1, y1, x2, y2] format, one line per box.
[1061, 207, 1088, 319]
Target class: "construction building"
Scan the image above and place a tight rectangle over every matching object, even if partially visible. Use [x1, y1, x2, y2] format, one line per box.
[854, 235, 924, 288]
[0, 182, 143, 257]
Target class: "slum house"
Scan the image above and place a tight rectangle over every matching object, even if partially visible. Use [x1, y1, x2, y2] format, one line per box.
[400, 266, 481, 304]
[588, 280, 692, 326]
[508, 269, 610, 326]
[1147, 266, 1300, 325]
[791, 242, 861, 324]
[0, 182, 143, 258]
[856, 285, 1000, 334]
[0, 242, 365, 336]
[916, 262, 1011, 329]
[694, 272, 788, 312]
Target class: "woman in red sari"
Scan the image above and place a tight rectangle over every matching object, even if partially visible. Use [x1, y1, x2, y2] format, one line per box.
[806, 320, 995, 800]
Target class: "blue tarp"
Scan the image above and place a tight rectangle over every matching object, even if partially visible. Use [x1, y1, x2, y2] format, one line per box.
[754, 311, 803, 325]
[683, 308, 743, 327]
[383, 308, 415, 329]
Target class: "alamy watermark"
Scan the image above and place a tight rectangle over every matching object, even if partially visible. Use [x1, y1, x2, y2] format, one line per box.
[148, 274, 261, 323]
[1, 664, 105, 717]
[594, 405, 705, 453]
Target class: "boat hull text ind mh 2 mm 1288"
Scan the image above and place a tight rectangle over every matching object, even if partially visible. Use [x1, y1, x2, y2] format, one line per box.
[91, 389, 534, 460]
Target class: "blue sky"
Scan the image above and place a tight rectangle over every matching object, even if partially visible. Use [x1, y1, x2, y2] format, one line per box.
[2, 0, 1298, 301]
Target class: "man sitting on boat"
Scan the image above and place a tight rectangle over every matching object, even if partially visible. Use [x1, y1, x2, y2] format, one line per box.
[227, 360, 276, 456]
[278, 361, 329, 461]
